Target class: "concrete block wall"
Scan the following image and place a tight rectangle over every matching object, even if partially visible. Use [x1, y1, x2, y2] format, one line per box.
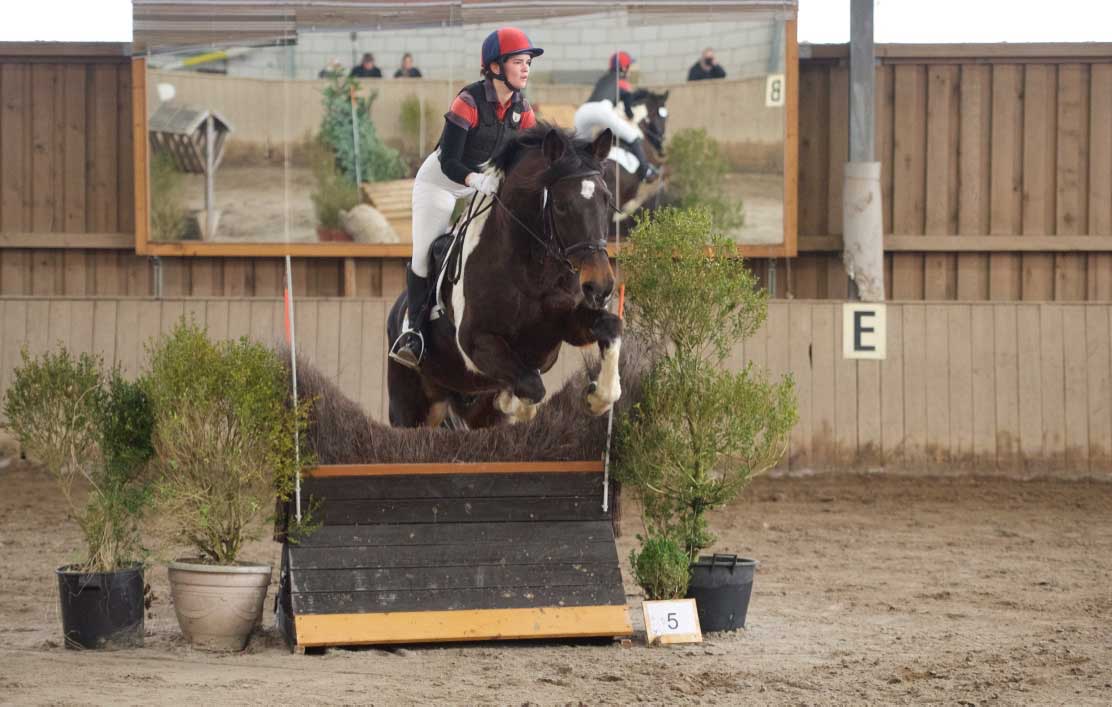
[220, 11, 783, 85]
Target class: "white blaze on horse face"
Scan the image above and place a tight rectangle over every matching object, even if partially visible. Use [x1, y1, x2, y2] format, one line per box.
[580, 179, 595, 200]
[587, 337, 622, 416]
[451, 198, 491, 376]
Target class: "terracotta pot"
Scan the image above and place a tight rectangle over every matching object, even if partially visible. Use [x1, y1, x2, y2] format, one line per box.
[167, 560, 271, 651]
[316, 226, 353, 242]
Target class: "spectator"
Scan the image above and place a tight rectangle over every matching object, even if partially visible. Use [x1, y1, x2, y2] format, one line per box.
[318, 57, 346, 79]
[350, 52, 382, 78]
[394, 53, 423, 78]
[687, 48, 726, 81]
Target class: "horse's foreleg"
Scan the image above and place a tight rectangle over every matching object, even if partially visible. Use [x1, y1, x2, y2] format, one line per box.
[566, 308, 623, 416]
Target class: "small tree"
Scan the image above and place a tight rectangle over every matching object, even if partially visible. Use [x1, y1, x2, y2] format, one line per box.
[3, 348, 152, 573]
[319, 75, 405, 184]
[615, 207, 797, 563]
[144, 319, 311, 565]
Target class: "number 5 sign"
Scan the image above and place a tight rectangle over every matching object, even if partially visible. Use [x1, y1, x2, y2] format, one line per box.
[642, 598, 702, 645]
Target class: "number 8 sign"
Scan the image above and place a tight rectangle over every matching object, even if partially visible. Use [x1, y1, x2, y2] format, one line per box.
[765, 73, 785, 108]
[642, 598, 703, 645]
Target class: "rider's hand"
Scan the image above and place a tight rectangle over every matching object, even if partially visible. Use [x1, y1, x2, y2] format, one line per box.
[467, 172, 500, 196]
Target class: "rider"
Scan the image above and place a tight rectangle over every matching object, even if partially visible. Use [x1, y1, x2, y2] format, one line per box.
[389, 27, 543, 370]
[574, 51, 659, 182]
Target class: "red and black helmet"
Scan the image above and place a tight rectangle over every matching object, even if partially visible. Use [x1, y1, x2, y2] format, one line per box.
[609, 51, 633, 72]
[481, 27, 544, 69]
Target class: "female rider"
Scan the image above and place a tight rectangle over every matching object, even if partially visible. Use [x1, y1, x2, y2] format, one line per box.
[389, 28, 543, 369]
[573, 51, 658, 182]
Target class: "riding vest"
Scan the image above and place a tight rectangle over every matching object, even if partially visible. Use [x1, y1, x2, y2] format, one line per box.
[586, 71, 634, 114]
[457, 80, 526, 173]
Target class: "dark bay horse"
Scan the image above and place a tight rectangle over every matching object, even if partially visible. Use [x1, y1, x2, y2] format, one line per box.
[602, 88, 670, 238]
[387, 125, 623, 429]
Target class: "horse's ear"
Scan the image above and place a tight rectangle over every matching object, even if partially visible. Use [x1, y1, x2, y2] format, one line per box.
[590, 129, 613, 161]
[662, 90, 670, 101]
[542, 128, 566, 164]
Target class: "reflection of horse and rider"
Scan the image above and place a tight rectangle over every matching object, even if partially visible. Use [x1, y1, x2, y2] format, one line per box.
[386, 27, 625, 430]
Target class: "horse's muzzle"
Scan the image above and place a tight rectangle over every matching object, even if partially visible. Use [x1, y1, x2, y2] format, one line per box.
[581, 280, 614, 310]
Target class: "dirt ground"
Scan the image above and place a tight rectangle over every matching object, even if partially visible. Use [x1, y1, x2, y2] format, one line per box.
[1, 462, 1109, 705]
[174, 165, 782, 247]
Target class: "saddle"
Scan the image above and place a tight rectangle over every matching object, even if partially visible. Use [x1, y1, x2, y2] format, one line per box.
[424, 194, 490, 324]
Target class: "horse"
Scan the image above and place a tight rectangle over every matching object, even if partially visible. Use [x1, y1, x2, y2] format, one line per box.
[386, 125, 623, 429]
[602, 88, 670, 238]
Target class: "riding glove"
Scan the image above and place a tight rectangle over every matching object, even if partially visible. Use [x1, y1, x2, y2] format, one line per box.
[468, 173, 501, 196]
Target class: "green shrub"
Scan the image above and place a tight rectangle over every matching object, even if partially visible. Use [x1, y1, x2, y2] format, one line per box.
[308, 141, 361, 229]
[150, 152, 189, 241]
[665, 128, 744, 232]
[399, 94, 440, 170]
[144, 318, 312, 564]
[630, 535, 690, 601]
[319, 75, 405, 184]
[3, 349, 152, 572]
[615, 207, 797, 561]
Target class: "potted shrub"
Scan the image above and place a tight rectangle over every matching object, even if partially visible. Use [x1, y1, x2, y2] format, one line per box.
[3, 348, 153, 649]
[309, 141, 359, 242]
[144, 319, 309, 651]
[615, 207, 798, 632]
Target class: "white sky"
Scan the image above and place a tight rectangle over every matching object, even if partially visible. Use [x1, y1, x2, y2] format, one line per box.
[0, 1, 1108, 44]
[798, 0, 1112, 43]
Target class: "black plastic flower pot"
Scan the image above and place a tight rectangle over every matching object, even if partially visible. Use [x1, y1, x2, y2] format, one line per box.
[56, 564, 145, 649]
[685, 554, 757, 632]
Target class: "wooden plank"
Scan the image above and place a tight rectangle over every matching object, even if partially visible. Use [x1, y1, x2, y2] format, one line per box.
[315, 300, 341, 381]
[291, 538, 617, 572]
[249, 299, 275, 347]
[190, 259, 220, 296]
[1085, 306, 1112, 468]
[291, 563, 622, 595]
[0, 232, 134, 249]
[809, 303, 836, 468]
[223, 258, 250, 296]
[293, 584, 625, 615]
[880, 303, 905, 462]
[856, 356, 882, 466]
[62, 64, 86, 233]
[796, 65, 829, 237]
[1055, 64, 1090, 301]
[116, 62, 134, 234]
[306, 469, 605, 502]
[925, 64, 960, 300]
[764, 302, 789, 470]
[294, 520, 616, 548]
[124, 255, 150, 296]
[1089, 64, 1112, 244]
[114, 299, 141, 377]
[227, 300, 252, 341]
[1016, 305, 1043, 465]
[160, 300, 185, 338]
[946, 305, 973, 464]
[1039, 305, 1067, 468]
[382, 261, 406, 302]
[1061, 306, 1089, 471]
[787, 302, 812, 469]
[902, 305, 927, 459]
[875, 64, 895, 234]
[320, 497, 610, 526]
[88, 63, 118, 233]
[69, 300, 95, 356]
[93, 252, 123, 295]
[1021, 64, 1057, 301]
[1, 64, 31, 233]
[204, 300, 230, 341]
[923, 305, 949, 461]
[891, 64, 927, 300]
[993, 304, 1021, 468]
[0, 250, 28, 295]
[30, 249, 59, 295]
[0, 301, 28, 406]
[958, 64, 992, 301]
[970, 304, 997, 467]
[137, 300, 163, 362]
[183, 299, 207, 331]
[24, 301, 50, 358]
[799, 234, 1112, 252]
[808, 43, 1112, 61]
[62, 251, 88, 295]
[826, 64, 848, 237]
[30, 64, 60, 234]
[91, 300, 117, 365]
[293, 606, 631, 647]
[254, 259, 282, 297]
[45, 299, 70, 352]
[336, 299, 362, 403]
[160, 257, 189, 296]
[989, 64, 1024, 301]
[295, 300, 319, 368]
[359, 300, 387, 422]
[833, 303, 857, 465]
[308, 461, 604, 478]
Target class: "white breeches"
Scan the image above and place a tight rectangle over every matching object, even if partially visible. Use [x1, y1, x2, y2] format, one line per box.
[573, 99, 642, 145]
[410, 151, 477, 278]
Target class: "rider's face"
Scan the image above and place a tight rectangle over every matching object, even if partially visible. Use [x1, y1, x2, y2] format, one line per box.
[500, 54, 531, 89]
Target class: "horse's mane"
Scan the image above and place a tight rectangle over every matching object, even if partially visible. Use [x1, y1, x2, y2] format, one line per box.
[488, 122, 604, 195]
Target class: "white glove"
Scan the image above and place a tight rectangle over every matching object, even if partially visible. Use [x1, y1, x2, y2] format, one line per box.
[468, 172, 500, 196]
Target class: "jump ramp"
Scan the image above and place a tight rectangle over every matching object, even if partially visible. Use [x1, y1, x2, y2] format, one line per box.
[277, 461, 632, 649]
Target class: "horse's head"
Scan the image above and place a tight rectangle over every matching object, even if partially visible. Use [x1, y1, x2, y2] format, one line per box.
[491, 124, 616, 310]
[630, 89, 669, 154]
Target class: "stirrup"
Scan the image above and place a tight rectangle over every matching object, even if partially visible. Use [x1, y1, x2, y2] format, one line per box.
[389, 330, 425, 370]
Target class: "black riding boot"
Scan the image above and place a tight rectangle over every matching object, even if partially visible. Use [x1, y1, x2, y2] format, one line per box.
[629, 138, 660, 182]
[389, 265, 431, 370]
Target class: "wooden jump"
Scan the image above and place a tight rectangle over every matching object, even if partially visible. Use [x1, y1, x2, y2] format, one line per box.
[277, 461, 632, 649]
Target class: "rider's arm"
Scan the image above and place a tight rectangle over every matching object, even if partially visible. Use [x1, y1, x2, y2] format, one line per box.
[617, 78, 635, 119]
[438, 95, 478, 185]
